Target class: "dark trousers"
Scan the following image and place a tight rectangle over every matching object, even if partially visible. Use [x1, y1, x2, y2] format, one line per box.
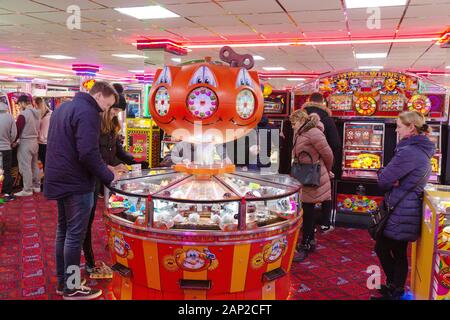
[83, 180, 101, 269]
[302, 203, 316, 245]
[55, 192, 94, 292]
[1, 150, 13, 194]
[375, 234, 409, 289]
[317, 200, 332, 227]
[38, 144, 47, 170]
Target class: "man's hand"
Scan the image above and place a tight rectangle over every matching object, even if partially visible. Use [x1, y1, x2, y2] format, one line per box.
[108, 164, 128, 183]
[393, 180, 400, 187]
[329, 171, 335, 179]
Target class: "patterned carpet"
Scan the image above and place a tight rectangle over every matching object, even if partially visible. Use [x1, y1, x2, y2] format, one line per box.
[0, 194, 396, 300]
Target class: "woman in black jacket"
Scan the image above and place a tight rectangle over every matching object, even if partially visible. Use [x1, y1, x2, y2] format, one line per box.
[82, 84, 140, 279]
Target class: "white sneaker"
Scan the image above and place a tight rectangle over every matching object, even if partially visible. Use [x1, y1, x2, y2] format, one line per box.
[15, 190, 33, 197]
[33, 188, 41, 193]
[63, 286, 102, 300]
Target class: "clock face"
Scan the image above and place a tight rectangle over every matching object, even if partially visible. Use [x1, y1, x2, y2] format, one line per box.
[155, 87, 170, 116]
[236, 89, 255, 120]
[187, 87, 218, 119]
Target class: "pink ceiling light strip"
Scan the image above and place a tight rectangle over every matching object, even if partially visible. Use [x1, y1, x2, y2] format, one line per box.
[185, 37, 439, 49]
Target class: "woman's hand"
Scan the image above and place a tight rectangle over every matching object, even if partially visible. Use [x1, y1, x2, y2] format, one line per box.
[393, 180, 400, 187]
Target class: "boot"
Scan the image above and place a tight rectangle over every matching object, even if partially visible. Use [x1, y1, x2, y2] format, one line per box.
[293, 246, 309, 262]
[309, 239, 317, 252]
[370, 284, 405, 300]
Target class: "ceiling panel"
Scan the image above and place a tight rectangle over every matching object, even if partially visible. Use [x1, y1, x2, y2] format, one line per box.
[210, 25, 255, 35]
[405, 4, 450, 17]
[0, 14, 49, 24]
[300, 21, 347, 32]
[253, 23, 299, 34]
[346, 7, 405, 21]
[92, 0, 162, 7]
[165, 2, 225, 16]
[278, 0, 341, 11]
[218, 0, 283, 14]
[290, 10, 344, 24]
[36, 0, 105, 10]
[241, 13, 289, 25]
[188, 14, 240, 27]
[0, 1, 56, 13]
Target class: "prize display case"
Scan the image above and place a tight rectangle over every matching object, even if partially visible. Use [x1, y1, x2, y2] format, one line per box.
[103, 169, 301, 299]
[125, 118, 160, 167]
[411, 184, 450, 300]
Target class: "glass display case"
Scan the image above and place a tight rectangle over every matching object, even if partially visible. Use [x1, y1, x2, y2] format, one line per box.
[341, 122, 384, 180]
[105, 169, 301, 232]
[411, 184, 450, 300]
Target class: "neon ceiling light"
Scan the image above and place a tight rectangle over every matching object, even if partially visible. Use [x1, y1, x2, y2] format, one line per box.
[184, 37, 439, 49]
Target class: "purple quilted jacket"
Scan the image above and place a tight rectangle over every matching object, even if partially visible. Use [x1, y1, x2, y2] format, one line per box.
[378, 134, 435, 241]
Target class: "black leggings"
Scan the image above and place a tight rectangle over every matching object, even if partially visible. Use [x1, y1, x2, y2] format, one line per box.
[375, 235, 409, 289]
[301, 201, 333, 245]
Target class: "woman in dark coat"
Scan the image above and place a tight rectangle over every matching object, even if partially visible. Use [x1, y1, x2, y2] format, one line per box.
[373, 111, 435, 300]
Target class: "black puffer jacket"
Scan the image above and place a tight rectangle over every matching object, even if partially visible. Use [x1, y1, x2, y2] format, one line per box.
[302, 101, 341, 153]
[99, 131, 134, 166]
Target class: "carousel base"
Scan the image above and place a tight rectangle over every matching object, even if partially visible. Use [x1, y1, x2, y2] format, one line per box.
[110, 273, 291, 300]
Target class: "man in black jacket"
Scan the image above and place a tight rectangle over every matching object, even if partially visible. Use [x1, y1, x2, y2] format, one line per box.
[302, 92, 341, 233]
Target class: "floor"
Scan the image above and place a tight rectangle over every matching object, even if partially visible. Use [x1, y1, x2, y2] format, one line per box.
[0, 193, 396, 300]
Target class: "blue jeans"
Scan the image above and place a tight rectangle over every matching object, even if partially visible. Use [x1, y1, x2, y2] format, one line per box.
[55, 192, 94, 291]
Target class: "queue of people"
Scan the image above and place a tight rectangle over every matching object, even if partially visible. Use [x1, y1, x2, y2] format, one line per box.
[290, 92, 434, 300]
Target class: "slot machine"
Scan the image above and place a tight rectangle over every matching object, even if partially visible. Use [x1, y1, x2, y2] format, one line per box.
[292, 71, 449, 228]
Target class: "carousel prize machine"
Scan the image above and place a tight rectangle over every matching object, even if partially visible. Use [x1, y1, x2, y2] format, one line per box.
[103, 47, 302, 300]
[411, 184, 450, 300]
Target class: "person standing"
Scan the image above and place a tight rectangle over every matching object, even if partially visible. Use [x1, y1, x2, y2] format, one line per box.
[44, 81, 123, 300]
[372, 111, 434, 300]
[302, 92, 340, 233]
[0, 102, 17, 201]
[14, 95, 41, 197]
[35, 97, 52, 171]
[83, 85, 135, 279]
[290, 111, 334, 262]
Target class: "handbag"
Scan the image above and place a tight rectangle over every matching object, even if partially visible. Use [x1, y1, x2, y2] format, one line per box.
[291, 151, 321, 187]
[368, 168, 430, 241]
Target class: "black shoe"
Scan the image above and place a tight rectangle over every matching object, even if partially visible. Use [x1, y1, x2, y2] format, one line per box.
[63, 286, 102, 300]
[56, 278, 87, 296]
[377, 284, 392, 296]
[293, 249, 308, 262]
[3, 194, 16, 202]
[309, 240, 316, 252]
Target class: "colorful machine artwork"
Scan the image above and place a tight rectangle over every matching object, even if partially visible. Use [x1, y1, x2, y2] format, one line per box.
[336, 194, 383, 214]
[317, 71, 446, 119]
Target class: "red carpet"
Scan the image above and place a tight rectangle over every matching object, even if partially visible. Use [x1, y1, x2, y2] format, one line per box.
[0, 194, 389, 300]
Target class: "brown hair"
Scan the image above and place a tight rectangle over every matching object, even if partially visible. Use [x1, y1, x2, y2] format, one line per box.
[34, 97, 44, 106]
[399, 111, 432, 135]
[309, 92, 324, 103]
[100, 108, 121, 135]
[89, 81, 119, 104]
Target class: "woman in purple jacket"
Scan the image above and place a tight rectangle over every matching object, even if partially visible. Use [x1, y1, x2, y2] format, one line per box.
[372, 111, 435, 300]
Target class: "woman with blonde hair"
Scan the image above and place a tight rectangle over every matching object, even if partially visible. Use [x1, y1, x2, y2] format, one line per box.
[372, 110, 434, 300]
[290, 110, 334, 262]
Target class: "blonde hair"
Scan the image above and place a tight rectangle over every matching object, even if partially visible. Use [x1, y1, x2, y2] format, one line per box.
[399, 111, 431, 134]
[100, 109, 121, 135]
[290, 110, 320, 132]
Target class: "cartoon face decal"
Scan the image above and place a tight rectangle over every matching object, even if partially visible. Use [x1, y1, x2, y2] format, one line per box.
[163, 248, 219, 272]
[262, 237, 288, 263]
[149, 62, 264, 144]
[236, 90, 255, 119]
[155, 65, 172, 85]
[110, 233, 133, 259]
[187, 87, 218, 119]
[155, 87, 170, 116]
[236, 68, 254, 88]
[189, 66, 217, 87]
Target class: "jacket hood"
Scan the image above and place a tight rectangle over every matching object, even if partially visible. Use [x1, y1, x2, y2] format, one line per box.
[398, 134, 435, 158]
[302, 101, 332, 117]
[24, 107, 41, 120]
[0, 102, 9, 112]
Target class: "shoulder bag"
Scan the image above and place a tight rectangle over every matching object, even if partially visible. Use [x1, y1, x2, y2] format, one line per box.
[368, 168, 430, 241]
